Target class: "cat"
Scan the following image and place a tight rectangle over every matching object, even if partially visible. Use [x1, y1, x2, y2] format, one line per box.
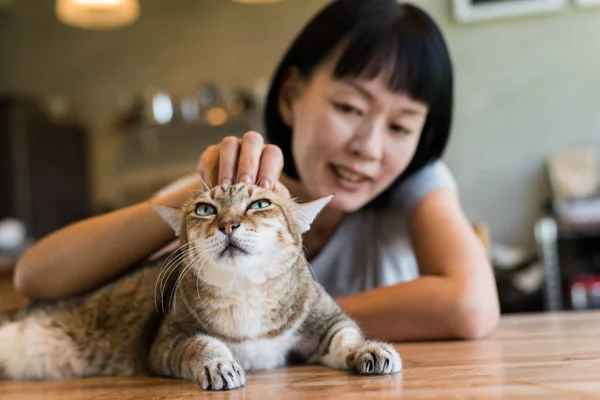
[0, 183, 401, 390]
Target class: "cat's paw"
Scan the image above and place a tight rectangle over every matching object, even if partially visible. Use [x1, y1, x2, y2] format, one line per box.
[346, 342, 402, 375]
[198, 359, 246, 391]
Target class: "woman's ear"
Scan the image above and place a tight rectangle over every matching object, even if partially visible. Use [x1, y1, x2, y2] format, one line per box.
[278, 66, 302, 127]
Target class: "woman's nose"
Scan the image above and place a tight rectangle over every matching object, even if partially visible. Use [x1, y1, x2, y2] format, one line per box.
[348, 121, 384, 161]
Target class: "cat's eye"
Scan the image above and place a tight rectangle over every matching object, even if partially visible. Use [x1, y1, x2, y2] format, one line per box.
[195, 203, 217, 217]
[248, 199, 271, 210]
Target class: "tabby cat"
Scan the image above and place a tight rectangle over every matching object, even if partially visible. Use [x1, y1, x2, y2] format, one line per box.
[0, 183, 401, 390]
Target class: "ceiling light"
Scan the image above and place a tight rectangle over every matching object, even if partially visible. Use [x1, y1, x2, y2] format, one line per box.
[56, 0, 140, 29]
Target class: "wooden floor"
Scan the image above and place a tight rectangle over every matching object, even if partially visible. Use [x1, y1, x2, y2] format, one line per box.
[1, 310, 600, 399]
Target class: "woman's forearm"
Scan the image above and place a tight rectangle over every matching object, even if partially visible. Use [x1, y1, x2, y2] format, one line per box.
[335, 275, 499, 342]
[13, 181, 198, 300]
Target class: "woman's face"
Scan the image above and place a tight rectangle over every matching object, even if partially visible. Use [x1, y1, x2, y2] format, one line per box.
[282, 61, 429, 212]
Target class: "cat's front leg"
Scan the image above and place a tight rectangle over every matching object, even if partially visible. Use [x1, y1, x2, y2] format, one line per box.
[318, 322, 402, 375]
[302, 287, 402, 375]
[150, 327, 245, 391]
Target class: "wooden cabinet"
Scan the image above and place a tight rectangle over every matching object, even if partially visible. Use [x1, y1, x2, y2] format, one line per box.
[0, 96, 91, 239]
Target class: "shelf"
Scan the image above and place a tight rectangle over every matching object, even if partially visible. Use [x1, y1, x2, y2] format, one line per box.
[113, 117, 257, 207]
[556, 218, 600, 239]
[117, 118, 252, 173]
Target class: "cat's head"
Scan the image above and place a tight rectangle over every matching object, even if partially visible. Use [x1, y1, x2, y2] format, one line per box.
[153, 183, 332, 287]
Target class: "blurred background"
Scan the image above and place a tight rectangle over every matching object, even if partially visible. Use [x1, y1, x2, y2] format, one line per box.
[1, 0, 599, 314]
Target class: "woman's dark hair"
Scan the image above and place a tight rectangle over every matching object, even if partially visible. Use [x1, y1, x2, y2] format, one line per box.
[265, 0, 453, 208]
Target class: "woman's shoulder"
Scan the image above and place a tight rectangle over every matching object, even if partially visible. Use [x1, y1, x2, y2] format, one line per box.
[389, 159, 457, 215]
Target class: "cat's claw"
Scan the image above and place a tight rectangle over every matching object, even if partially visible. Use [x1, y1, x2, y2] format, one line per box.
[199, 359, 246, 391]
[346, 342, 402, 375]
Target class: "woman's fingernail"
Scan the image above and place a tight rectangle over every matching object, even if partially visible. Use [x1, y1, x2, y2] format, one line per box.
[221, 178, 232, 186]
[239, 174, 253, 184]
[260, 179, 272, 190]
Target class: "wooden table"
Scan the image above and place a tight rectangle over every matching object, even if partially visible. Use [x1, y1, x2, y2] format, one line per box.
[2, 311, 600, 399]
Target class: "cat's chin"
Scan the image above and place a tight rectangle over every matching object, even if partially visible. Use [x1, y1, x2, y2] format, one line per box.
[197, 250, 291, 289]
[196, 260, 273, 289]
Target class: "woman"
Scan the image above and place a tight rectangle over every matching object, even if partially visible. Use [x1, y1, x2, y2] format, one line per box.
[14, 0, 499, 341]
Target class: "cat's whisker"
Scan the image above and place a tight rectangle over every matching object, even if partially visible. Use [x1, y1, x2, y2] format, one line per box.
[159, 247, 192, 285]
[170, 248, 210, 311]
[181, 251, 211, 308]
[157, 242, 189, 272]
[190, 253, 212, 303]
[193, 170, 213, 191]
[302, 244, 309, 256]
[300, 255, 319, 284]
[196, 265, 201, 303]
[155, 245, 189, 312]
[156, 245, 195, 313]
[256, 170, 266, 186]
[158, 242, 191, 275]
[169, 250, 203, 306]
[170, 263, 194, 311]
[157, 245, 192, 298]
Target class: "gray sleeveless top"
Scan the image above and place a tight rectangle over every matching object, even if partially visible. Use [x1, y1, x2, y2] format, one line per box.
[152, 160, 457, 298]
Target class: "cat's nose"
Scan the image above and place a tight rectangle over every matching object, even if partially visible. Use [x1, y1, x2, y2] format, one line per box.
[218, 221, 240, 236]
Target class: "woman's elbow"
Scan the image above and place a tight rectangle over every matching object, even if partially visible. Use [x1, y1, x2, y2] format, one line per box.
[449, 286, 500, 340]
[12, 256, 48, 299]
[13, 259, 34, 297]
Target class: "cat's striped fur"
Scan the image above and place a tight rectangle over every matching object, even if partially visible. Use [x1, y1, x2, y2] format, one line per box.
[0, 183, 401, 390]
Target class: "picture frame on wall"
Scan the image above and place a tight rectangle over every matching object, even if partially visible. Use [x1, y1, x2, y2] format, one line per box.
[453, 0, 568, 23]
[573, 0, 600, 7]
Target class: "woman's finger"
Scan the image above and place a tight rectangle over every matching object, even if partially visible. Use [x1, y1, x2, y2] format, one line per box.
[198, 144, 220, 189]
[257, 144, 284, 191]
[218, 136, 241, 185]
[236, 131, 264, 184]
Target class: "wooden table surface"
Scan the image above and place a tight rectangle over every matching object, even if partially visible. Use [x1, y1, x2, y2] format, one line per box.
[1, 310, 600, 399]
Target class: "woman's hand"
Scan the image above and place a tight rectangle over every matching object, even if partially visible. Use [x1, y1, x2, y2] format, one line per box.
[198, 131, 285, 191]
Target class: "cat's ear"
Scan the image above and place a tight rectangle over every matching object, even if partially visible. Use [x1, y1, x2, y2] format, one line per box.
[294, 195, 333, 233]
[151, 203, 183, 236]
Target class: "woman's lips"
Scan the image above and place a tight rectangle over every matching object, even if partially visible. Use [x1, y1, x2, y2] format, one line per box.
[329, 164, 370, 191]
[331, 164, 370, 182]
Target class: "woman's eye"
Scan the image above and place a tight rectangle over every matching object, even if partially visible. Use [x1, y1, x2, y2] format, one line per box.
[390, 124, 410, 135]
[332, 101, 363, 116]
[249, 199, 272, 210]
[195, 203, 217, 216]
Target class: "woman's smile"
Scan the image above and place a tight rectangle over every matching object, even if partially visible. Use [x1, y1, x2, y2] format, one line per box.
[329, 163, 372, 191]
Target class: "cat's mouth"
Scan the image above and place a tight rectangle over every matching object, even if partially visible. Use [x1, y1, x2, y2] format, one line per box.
[219, 240, 249, 258]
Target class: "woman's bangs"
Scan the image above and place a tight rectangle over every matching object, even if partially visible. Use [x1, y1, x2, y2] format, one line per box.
[332, 23, 445, 108]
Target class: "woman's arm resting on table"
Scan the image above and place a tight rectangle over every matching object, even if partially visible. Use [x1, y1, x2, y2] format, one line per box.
[336, 188, 500, 342]
[13, 180, 199, 300]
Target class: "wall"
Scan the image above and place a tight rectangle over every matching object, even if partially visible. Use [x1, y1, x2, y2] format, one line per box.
[1, 0, 600, 246]
[427, 0, 600, 247]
